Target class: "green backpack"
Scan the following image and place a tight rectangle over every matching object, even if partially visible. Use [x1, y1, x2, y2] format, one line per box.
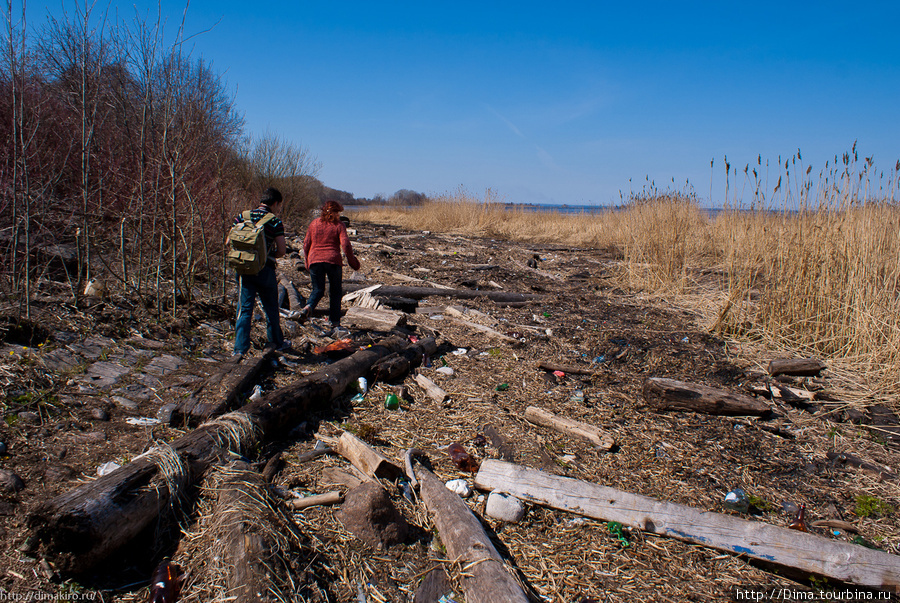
[226, 211, 276, 275]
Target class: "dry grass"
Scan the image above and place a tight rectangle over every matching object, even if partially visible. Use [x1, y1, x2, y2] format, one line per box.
[351, 187, 900, 397]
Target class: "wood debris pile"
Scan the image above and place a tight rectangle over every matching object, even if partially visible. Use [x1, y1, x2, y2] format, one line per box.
[0, 220, 898, 601]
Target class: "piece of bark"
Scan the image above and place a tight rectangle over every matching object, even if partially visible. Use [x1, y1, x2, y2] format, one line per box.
[343, 306, 408, 330]
[413, 567, 453, 603]
[369, 337, 438, 383]
[825, 451, 899, 481]
[643, 377, 772, 417]
[413, 461, 529, 603]
[524, 406, 615, 451]
[342, 283, 542, 304]
[483, 425, 517, 463]
[286, 491, 343, 510]
[811, 519, 860, 534]
[27, 336, 413, 575]
[330, 431, 403, 481]
[768, 358, 827, 377]
[279, 278, 305, 310]
[414, 374, 449, 404]
[319, 467, 365, 490]
[261, 452, 282, 483]
[536, 361, 597, 376]
[475, 460, 900, 590]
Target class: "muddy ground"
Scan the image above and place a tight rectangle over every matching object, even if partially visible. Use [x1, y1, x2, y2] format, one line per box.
[0, 219, 898, 602]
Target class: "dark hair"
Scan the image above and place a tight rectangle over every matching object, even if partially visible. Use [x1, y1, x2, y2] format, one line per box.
[320, 200, 343, 224]
[261, 187, 283, 206]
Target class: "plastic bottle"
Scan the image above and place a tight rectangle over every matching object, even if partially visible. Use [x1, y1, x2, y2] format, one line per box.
[384, 393, 400, 410]
[447, 443, 480, 472]
[148, 560, 183, 603]
[788, 504, 808, 532]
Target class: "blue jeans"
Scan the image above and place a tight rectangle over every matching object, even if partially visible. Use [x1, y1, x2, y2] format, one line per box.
[307, 262, 343, 326]
[234, 264, 283, 355]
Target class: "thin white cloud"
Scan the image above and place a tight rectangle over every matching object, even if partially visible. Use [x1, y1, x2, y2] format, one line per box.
[485, 104, 526, 139]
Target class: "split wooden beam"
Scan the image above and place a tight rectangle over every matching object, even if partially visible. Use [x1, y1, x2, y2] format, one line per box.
[643, 377, 773, 417]
[413, 460, 529, 603]
[524, 406, 615, 451]
[475, 460, 900, 591]
[321, 431, 404, 481]
[27, 336, 412, 575]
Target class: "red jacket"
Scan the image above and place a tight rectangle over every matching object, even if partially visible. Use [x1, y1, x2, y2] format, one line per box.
[303, 218, 360, 270]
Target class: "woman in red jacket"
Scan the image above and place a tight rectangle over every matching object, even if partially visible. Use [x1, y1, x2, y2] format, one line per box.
[300, 200, 361, 329]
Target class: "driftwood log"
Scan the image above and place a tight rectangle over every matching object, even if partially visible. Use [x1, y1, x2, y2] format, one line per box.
[413, 459, 529, 603]
[643, 377, 772, 417]
[536, 361, 597, 376]
[172, 346, 277, 426]
[475, 460, 900, 590]
[342, 283, 542, 304]
[210, 461, 303, 601]
[768, 358, 827, 377]
[414, 374, 449, 404]
[369, 337, 438, 383]
[27, 336, 412, 574]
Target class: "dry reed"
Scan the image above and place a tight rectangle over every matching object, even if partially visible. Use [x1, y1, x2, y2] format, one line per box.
[350, 184, 900, 397]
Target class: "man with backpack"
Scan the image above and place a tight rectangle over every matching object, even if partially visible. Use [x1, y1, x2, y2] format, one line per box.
[229, 187, 288, 357]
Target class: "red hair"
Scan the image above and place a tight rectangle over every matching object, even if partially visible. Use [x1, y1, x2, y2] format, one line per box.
[320, 200, 343, 224]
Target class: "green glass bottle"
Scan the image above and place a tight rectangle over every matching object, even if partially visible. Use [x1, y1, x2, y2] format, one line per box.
[384, 393, 400, 410]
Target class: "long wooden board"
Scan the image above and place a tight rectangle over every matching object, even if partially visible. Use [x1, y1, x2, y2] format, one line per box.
[475, 460, 900, 590]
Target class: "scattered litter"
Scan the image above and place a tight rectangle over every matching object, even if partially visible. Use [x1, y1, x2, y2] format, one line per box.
[248, 385, 264, 401]
[724, 488, 750, 513]
[124, 417, 161, 426]
[436, 366, 455, 376]
[451, 348, 467, 355]
[553, 370, 565, 378]
[97, 461, 121, 476]
[445, 479, 472, 498]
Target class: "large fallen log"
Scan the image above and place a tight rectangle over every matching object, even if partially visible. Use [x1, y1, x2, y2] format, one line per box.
[643, 377, 773, 417]
[27, 336, 412, 575]
[413, 459, 529, 603]
[475, 460, 900, 591]
[342, 283, 542, 304]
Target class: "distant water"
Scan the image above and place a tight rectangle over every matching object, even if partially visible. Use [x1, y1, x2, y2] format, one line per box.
[346, 203, 789, 216]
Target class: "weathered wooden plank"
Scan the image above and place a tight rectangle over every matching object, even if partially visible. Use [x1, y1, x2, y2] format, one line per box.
[524, 406, 615, 451]
[343, 306, 408, 330]
[414, 460, 529, 603]
[474, 460, 900, 590]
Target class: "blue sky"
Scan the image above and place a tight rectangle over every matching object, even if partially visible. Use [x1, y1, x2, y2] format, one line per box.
[25, 1, 900, 206]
